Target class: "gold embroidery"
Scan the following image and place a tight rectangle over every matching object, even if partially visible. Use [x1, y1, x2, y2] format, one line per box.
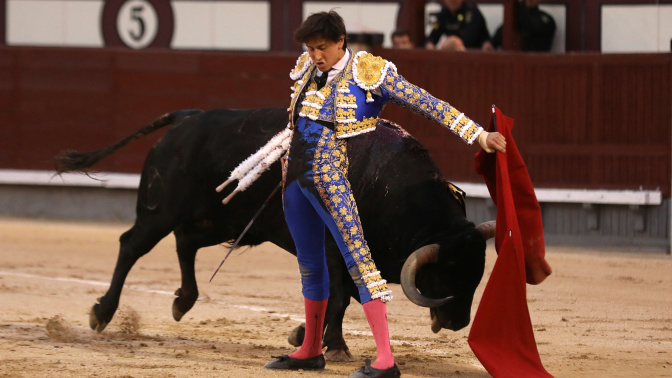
[463, 123, 479, 143]
[290, 52, 312, 80]
[335, 117, 378, 139]
[382, 70, 482, 145]
[335, 108, 355, 120]
[298, 78, 335, 120]
[337, 76, 351, 92]
[354, 53, 387, 88]
[312, 128, 390, 302]
[290, 69, 313, 120]
[336, 93, 357, 106]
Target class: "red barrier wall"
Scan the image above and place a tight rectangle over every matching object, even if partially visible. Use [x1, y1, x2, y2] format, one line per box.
[377, 49, 671, 197]
[0, 46, 670, 197]
[0, 47, 296, 173]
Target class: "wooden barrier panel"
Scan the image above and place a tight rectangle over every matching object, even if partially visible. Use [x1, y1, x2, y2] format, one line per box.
[0, 46, 669, 197]
[376, 49, 672, 197]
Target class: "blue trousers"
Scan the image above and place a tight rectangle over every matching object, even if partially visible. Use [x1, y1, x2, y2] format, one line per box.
[283, 118, 391, 304]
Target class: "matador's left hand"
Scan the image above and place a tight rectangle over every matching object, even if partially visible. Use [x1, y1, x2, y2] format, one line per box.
[478, 131, 507, 153]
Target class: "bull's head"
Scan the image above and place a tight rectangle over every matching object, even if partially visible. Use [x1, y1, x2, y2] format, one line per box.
[400, 221, 496, 332]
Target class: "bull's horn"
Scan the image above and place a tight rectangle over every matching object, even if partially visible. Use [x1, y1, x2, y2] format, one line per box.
[400, 244, 454, 308]
[400, 222, 496, 308]
[476, 220, 496, 240]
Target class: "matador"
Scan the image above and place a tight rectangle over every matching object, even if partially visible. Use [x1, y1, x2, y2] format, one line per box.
[220, 11, 506, 378]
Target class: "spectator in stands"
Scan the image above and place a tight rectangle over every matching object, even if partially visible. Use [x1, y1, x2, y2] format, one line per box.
[425, 0, 493, 51]
[391, 29, 415, 49]
[491, 0, 556, 51]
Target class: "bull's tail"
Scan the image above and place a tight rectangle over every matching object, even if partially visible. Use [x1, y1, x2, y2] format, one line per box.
[55, 109, 202, 173]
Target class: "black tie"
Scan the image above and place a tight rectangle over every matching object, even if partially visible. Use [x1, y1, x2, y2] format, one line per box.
[315, 70, 331, 89]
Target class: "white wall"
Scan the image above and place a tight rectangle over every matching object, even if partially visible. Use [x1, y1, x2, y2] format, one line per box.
[482, 4, 503, 39]
[171, 1, 270, 50]
[7, 0, 104, 47]
[4, 1, 671, 53]
[602, 5, 672, 53]
[6, 0, 270, 50]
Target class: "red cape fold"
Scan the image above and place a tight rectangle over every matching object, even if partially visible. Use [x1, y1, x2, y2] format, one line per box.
[468, 106, 552, 377]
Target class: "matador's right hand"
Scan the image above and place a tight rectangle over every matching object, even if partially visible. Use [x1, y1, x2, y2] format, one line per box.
[478, 131, 507, 153]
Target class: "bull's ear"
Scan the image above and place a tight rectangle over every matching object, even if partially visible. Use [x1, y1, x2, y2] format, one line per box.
[444, 182, 466, 216]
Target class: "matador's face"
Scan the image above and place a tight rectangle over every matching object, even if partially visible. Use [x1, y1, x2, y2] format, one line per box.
[305, 37, 345, 73]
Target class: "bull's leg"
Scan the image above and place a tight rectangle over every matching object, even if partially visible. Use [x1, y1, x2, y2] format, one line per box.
[322, 245, 355, 362]
[287, 242, 354, 362]
[172, 222, 226, 321]
[91, 222, 171, 332]
[172, 232, 199, 322]
[322, 288, 354, 362]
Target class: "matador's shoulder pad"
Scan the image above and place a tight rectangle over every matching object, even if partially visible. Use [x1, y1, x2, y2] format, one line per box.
[352, 51, 398, 91]
[290, 51, 313, 80]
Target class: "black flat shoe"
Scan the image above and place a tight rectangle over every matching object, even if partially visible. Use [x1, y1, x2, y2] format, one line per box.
[264, 354, 326, 370]
[349, 358, 401, 378]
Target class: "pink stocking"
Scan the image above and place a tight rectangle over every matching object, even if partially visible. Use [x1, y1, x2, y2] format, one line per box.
[290, 297, 328, 359]
[362, 298, 395, 369]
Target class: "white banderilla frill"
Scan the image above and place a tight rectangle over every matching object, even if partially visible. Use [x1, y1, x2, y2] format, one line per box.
[215, 125, 293, 204]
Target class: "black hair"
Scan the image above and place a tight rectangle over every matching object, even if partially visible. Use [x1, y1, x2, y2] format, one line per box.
[391, 29, 412, 39]
[294, 11, 347, 50]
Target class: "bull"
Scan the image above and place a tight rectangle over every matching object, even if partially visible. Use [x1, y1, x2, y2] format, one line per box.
[56, 107, 495, 361]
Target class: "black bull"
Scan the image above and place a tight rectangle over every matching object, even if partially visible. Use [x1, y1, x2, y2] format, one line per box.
[56, 108, 495, 361]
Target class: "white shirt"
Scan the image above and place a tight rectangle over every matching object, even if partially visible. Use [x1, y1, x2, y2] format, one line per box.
[316, 49, 350, 84]
[316, 49, 382, 96]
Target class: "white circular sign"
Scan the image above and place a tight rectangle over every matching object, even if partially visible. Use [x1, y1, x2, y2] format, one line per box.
[116, 0, 159, 49]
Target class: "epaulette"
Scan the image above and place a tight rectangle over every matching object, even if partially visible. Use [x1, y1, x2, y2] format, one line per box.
[290, 52, 313, 80]
[352, 51, 397, 92]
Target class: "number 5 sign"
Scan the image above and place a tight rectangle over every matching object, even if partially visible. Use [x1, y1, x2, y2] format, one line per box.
[102, 0, 174, 48]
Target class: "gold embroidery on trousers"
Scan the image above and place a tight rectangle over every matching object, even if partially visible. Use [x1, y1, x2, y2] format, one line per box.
[312, 128, 391, 302]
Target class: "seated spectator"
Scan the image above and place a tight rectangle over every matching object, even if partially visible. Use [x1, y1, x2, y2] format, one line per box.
[391, 29, 415, 49]
[491, 0, 556, 51]
[425, 0, 493, 51]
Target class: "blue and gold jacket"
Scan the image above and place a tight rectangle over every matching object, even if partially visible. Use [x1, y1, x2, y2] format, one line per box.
[289, 49, 483, 144]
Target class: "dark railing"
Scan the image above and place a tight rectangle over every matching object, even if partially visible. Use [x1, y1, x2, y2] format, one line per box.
[268, 0, 672, 53]
[0, 46, 669, 197]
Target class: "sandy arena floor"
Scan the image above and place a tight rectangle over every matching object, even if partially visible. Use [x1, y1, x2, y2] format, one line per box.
[0, 217, 670, 377]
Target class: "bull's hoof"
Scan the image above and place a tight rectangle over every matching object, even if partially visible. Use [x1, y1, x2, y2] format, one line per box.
[288, 323, 305, 346]
[89, 305, 108, 332]
[325, 347, 354, 362]
[172, 288, 198, 322]
[172, 298, 185, 322]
